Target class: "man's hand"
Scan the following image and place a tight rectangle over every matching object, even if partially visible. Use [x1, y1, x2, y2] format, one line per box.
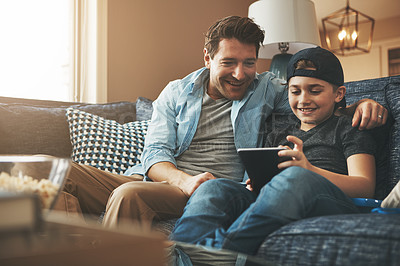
[351, 99, 388, 130]
[180, 172, 216, 197]
[147, 162, 216, 197]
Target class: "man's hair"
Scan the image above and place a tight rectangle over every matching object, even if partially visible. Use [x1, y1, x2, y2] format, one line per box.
[204, 16, 265, 59]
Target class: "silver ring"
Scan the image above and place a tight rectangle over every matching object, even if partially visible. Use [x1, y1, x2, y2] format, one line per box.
[378, 114, 383, 119]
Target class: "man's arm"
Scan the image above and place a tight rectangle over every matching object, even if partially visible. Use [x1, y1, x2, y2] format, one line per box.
[148, 162, 216, 197]
[337, 98, 388, 130]
[141, 79, 216, 196]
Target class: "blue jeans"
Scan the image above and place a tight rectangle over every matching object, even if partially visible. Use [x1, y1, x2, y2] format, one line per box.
[170, 166, 360, 255]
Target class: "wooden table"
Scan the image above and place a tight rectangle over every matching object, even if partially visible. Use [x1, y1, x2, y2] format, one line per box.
[0, 213, 166, 266]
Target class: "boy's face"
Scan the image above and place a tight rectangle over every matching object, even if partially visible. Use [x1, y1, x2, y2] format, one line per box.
[288, 76, 345, 131]
[204, 38, 257, 100]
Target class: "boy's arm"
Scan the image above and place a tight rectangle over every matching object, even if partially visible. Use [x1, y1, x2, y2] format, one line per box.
[306, 154, 375, 198]
[337, 98, 388, 130]
[278, 136, 376, 198]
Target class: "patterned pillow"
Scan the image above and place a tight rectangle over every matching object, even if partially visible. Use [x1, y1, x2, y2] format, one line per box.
[66, 108, 149, 174]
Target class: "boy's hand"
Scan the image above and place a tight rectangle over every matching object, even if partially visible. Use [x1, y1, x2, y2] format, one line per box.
[277, 135, 312, 170]
[245, 178, 253, 191]
[352, 99, 387, 130]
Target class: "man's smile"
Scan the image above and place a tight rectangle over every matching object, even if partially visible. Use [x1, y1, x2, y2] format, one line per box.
[226, 80, 245, 87]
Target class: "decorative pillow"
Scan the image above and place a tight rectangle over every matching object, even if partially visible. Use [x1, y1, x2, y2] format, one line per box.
[66, 108, 149, 174]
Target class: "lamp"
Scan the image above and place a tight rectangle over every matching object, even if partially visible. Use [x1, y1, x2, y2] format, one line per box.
[248, 0, 320, 80]
[322, 0, 375, 56]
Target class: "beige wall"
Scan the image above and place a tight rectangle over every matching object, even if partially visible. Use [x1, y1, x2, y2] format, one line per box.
[108, 0, 255, 102]
[108, 1, 400, 102]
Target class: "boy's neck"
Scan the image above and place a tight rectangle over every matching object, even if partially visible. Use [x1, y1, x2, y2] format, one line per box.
[299, 114, 336, 132]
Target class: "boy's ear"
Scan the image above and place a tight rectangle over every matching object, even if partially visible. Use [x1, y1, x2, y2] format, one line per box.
[335, 86, 346, 103]
[204, 48, 211, 68]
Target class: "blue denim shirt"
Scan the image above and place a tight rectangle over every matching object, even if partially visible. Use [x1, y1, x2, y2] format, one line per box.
[124, 67, 290, 177]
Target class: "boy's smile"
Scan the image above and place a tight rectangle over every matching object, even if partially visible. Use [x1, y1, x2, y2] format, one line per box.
[288, 76, 345, 131]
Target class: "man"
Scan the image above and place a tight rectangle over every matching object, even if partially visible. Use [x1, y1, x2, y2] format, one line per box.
[59, 16, 387, 228]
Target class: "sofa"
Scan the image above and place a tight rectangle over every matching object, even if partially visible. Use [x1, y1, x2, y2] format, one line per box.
[1, 75, 400, 265]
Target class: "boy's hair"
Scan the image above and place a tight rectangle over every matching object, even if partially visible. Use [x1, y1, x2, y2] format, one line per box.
[204, 16, 265, 59]
[287, 46, 344, 87]
[294, 59, 339, 91]
[290, 49, 346, 109]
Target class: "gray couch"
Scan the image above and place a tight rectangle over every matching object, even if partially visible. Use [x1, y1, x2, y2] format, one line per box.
[1, 75, 400, 265]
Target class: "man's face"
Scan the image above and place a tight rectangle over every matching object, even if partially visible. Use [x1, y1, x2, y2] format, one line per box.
[288, 76, 345, 131]
[204, 38, 257, 100]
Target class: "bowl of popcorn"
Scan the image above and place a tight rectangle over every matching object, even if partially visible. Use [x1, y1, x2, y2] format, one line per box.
[0, 155, 71, 210]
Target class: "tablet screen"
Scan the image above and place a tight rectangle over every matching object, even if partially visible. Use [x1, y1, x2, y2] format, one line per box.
[238, 147, 291, 193]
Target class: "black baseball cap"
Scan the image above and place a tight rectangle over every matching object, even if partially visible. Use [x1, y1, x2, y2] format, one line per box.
[286, 46, 344, 86]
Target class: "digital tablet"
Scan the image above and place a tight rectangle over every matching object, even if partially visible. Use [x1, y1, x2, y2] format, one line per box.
[237, 147, 291, 193]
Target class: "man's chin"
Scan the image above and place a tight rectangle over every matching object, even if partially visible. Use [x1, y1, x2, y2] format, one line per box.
[225, 89, 247, 100]
[227, 94, 246, 101]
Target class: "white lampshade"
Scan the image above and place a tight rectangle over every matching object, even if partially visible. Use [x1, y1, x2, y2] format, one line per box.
[249, 0, 321, 59]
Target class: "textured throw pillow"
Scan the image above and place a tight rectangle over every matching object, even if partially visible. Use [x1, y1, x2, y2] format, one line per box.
[66, 108, 149, 174]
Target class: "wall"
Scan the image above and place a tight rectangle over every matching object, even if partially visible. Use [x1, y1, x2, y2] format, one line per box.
[107, 0, 255, 102]
[108, 2, 400, 102]
[320, 16, 400, 82]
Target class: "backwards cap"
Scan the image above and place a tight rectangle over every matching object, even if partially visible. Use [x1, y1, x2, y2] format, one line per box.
[286, 46, 344, 86]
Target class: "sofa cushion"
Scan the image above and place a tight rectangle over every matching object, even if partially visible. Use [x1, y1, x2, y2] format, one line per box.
[0, 101, 137, 158]
[257, 213, 400, 265]
[344, 75, 400, 199]
[66, 108, 149, 174]
[136, 97, 153, 121]
[0, 104, 73, 157]
[75, 101, 136, 124]
[384, 76, 400, 192]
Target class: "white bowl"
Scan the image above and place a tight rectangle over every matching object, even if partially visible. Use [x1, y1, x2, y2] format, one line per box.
[0, 155, 71, 210]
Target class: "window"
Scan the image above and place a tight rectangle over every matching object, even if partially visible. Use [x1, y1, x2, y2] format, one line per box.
[0, 0, 73, 101]
[0, 0, 108, 103]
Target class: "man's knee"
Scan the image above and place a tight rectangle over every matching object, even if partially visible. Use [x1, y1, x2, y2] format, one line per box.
[190, 179, 252, 209]
[200, 178, 241, 191]
[110, 182, 147, 203]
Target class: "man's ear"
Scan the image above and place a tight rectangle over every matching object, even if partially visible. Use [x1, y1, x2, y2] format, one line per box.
[335, 86, 346, 103]
[204, 48, 211, 68]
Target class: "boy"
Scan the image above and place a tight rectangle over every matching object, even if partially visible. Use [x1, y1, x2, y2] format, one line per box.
[170, 47, 377, 256]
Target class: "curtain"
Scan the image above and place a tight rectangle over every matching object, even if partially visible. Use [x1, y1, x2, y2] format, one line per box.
[73, 0, 108, 103]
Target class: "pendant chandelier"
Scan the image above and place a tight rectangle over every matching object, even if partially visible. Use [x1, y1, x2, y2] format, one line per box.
[322, 0, 375, 56]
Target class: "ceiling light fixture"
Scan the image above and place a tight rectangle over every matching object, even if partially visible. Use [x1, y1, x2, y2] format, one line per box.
[322, 0, 375, 56]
